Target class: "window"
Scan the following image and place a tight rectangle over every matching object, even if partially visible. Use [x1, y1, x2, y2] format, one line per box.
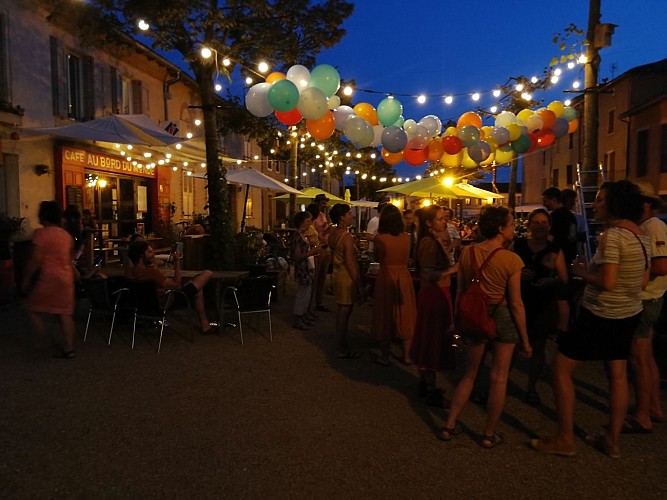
[50, 37, 94, 120]
[0, 14, 8, 104]
[608, 151, 616, 178]
[661, 124, 667, 173]
[568, 133, 574, 150]
[636, 130, 649, 177]
[542, 152, 546, 165]
[245, 197, 253, 218]
[552, 168, 559, 187]
[607, 109, 615, 134]
[566, 164, 573, 185]
[110, 70, 143, 115]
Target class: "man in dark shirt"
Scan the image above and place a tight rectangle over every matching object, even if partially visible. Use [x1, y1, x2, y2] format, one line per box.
[543, 187, 578, 267]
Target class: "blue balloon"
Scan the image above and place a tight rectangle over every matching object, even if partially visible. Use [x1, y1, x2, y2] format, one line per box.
[553, 118, 569, 138]
[381, 126, 408, 153]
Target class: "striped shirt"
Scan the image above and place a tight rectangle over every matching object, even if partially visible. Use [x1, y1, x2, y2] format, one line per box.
[583, 227, 650, 319]
[640, 217, 667, 300]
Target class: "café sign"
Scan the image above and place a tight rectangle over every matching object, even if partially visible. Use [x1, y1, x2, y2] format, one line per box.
[62, 146, 156, 178]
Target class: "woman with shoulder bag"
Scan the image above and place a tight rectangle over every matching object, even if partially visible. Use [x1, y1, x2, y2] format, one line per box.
[440, 205, 531, 447]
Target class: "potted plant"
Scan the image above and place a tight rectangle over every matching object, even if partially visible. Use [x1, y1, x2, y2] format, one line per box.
[0, 213, 24, 304]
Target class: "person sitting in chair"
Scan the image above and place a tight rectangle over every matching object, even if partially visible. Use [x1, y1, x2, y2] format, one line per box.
[127, 240, 217, 334]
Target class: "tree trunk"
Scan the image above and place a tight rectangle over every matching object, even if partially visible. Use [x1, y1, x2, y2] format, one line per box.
[196, 65, 234, 270]
[507, 158, 518, 210]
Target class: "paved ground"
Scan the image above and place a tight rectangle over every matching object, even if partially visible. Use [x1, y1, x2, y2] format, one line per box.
[1, 279, 666, 499]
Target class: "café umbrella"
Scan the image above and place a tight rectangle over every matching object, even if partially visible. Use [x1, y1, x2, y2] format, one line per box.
[274, 187, 349, 205]
[225, 168, 302, 232]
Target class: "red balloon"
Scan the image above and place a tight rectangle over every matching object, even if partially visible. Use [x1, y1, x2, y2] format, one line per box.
[404, 147, 429, 166]
[275, 108, 302, 126]
[441, 135, 463, 155]
[536, 128, 555, 147]
[527, 133, 539, 153]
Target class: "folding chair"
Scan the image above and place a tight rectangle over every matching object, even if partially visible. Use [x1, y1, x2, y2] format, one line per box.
[81, 276, 127, 345]
[123, 280, 196, 353]
[221, 276, 275, 345]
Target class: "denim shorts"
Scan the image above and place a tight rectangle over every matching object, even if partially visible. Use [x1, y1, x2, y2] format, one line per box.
[633, 298, 663, 339]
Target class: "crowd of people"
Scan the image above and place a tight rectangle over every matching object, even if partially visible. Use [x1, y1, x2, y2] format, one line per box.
[288, 178, 665, 457]
[18, 177, 666, 458]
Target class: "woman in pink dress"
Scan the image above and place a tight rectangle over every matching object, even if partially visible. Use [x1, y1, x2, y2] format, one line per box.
[23, 201, 76, 359]
[372, 204, 417, 366]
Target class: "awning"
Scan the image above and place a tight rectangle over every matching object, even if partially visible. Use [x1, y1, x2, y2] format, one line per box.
[22, 114, 183, 146]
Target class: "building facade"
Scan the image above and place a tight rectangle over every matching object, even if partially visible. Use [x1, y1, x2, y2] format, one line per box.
[523, 58, 667, 206]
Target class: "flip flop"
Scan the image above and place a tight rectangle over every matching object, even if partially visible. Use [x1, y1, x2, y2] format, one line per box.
[315, 305, 333, 312]
[526, 391, 541, 407]
[621, 417, 653, 434]
[480, 431, 505, 449]
[375, 355, 391, 366]
[337, 349, 361, 359]
[53, 351, 76, 360]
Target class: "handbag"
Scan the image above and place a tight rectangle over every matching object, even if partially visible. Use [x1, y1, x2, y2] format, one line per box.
[455, 246, 504, 340]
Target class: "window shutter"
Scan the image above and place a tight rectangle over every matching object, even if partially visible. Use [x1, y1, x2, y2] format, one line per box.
[49, 37, 67, 117]
[110, 67, 118, 114]
[82, 56, 94, 120]
[131, 79, 142, 114]
[0, 14, 8, 104]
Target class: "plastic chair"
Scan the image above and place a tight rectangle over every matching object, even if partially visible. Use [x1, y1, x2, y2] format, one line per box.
[81, 276, 128, 344]
[122, 280, 196, 353]
[221, 276, 275, 345]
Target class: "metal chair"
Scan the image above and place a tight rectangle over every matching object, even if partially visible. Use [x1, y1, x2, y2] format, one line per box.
[122, 280, 196, 353]
[221, 276, 275, 345]
[81, 276, 127, 345]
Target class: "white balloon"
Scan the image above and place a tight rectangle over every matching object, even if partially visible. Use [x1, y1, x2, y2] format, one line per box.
[372, 125, 385, 148]
[495, 111, 516, 128]
[286, 65, 311, 91]
[419, 114, 442, 137]
[245, 83, 273, 117]
[333, 105, 354, 131]
[344, 115, 374, 148]
[327, 95, 341, 110]
[297, 87, 328, 120]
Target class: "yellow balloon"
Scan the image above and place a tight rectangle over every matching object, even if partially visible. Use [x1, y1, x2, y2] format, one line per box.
[444, 126, 458, 137]
[461, 148, 478, 168]
[480, 151, 496, 167]
[507, 123, 522, 141]
[441, 151, 462, 168]
[481, 126, 493, 140]
[495, 148, 515, 164]
[266, 71, 286, 84]
[547, 100, 565, 118]
[517, 109, 534, 126]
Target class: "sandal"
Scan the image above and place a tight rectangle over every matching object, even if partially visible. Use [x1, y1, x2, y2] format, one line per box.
[621, 417, 653, 434]
[437, 423, 462, 441]
[53, 351, 76, 360]
[315, 304, 332, 312]
[337, 349, 361, 359]
[375, 355, 391, 366]
[584, 433, 620, 458]
[480, 431, 505, 449]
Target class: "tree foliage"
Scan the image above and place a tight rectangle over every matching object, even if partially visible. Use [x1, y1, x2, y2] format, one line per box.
[85, 0, 353, 269]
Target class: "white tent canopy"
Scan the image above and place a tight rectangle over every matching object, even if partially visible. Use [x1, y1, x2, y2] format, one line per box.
[22, 114, 183, 146]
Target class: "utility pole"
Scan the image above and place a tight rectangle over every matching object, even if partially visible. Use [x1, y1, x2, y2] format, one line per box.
[582, 0, 602, 186]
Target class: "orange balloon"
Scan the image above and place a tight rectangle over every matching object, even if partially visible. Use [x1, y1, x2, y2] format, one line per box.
[382, 148, 404, 165]
[427, 138, 444, 161]
[457, 111, 482, 130]
[306, 110, 335, 140]
[568, 118, 579, 133]
[265, 72, 286, 84]
[538, 109, 557, 130]
[354, 102, 378, 126]
[405, 147, 429, 166]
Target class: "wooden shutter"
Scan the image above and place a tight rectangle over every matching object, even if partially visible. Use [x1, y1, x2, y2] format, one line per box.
[49, 36, 67, 117]
[131, 79, 142, 114]
[82, 56, 94, 120]
[0, 14, 7, 104]
[110, 67, 118, 114]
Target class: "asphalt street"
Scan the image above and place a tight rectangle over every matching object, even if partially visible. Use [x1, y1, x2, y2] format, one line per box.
[1, 280, 665, 499]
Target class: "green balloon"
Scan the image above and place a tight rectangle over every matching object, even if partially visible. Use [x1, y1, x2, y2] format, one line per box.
[309, 64, 340, 98]
[268, 79, 300, 112]
[511, 134, 531, 153]
[377, 97, 403, 126]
